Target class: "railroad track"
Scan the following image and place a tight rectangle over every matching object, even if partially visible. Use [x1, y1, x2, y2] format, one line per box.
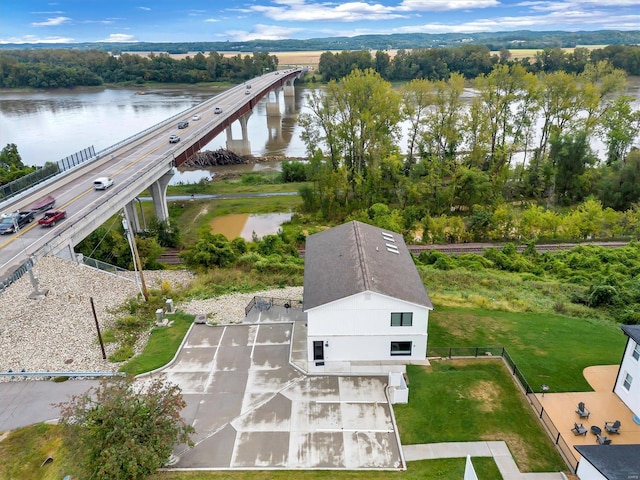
[298, 241, 630, 257]
[163, 241, 629, 263]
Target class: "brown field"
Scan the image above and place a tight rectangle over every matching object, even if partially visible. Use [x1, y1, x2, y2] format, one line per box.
[127, 45, 609, 68]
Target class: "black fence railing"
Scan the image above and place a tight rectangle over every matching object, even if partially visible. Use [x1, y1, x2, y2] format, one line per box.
[245, 296, 303, 316]
[0, 146, 95, 201]
[0, 258, 34, 295]
[426, 346, 579, 474]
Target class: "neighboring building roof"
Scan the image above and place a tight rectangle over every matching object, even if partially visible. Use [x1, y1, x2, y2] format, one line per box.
[621, 324, 640, 344]
[575, 444, 640, 480]
[303, 220, 433, 311]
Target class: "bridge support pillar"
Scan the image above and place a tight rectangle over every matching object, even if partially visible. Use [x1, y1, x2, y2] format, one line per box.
[225, 113, 252, 156]
[266, 88, 281, 117]
[149, 169, 174, 224]
[283, 84, 295, 97]
[124, 201, 142, 233]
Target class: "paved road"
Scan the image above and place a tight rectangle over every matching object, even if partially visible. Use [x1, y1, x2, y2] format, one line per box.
[0, 379, 97, 432]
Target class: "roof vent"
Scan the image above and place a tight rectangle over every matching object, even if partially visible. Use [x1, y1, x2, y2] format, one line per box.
[382, 232, 395, 242]
[386, 247, 399, 254]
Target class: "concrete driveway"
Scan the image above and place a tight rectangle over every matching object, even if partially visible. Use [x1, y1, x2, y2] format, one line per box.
[150, 322, 402, 469]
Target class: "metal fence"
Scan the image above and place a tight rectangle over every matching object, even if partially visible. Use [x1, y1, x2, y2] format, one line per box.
[0, 146, 95, 201]
[244, 296, 303, 316]
[80, 255, 136, 284]
[0, 257, 34, 295]
[426, 345, 579, 474]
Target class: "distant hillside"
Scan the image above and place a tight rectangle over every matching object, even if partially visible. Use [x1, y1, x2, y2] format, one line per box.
[1, 30, 639, 54]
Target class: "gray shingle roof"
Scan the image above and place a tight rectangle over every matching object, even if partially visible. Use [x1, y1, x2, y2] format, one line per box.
[575, 444, 640, 480]
[303, 221, 432, 311]
[621, 324, 640, 344]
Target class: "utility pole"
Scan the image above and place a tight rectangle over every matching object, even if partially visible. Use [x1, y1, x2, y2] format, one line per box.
[122, 210, 149, 301]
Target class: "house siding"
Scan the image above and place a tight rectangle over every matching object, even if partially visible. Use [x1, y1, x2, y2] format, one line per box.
[306, 291, 429, 363]
[575, 460, 607, 480]
[613, 337, 640, 418]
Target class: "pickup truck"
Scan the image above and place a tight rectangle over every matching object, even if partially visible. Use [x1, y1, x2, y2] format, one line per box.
[0, 211, 35, 234]
[38, 209, 67, 227]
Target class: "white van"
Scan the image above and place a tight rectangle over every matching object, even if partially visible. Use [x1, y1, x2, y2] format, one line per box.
[93, 177, 114, 190]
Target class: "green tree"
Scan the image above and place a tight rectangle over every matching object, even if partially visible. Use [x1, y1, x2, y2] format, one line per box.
[401, 78, 434, 168]
[57, 376, 194, 480]
[550, 130, 597, 205]
[300, 69, 401, 201]
[599, 96, 640, 165]
[600, 150, 640, 210]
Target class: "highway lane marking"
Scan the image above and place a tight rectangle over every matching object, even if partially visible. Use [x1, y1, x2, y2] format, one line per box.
[0, 140, 167, 251]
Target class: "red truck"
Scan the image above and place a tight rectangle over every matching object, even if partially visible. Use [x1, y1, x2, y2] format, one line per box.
[38, 209, 66, 227]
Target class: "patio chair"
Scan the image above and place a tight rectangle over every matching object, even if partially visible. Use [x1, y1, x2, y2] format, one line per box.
[571, 422, 588, 436]
[604, 420, 621, 434]
[576, 402, 590, 419]
[596, 434, 612, 445]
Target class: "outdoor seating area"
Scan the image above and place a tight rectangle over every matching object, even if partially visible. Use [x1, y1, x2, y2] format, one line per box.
[576, 401, 590, 419]
[596, 434, 612, 445]
[571, 422, 588, 436]
[604, 420, 621, 434]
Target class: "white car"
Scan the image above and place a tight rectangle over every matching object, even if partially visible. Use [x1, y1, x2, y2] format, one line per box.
[169, 134, 180, 143]
[214, 107, 222, 114]
[93, 177, 114, 190]
[192, 114, 201, 121]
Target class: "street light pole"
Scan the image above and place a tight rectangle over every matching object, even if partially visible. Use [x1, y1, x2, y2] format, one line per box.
[121, 210, 149, 301]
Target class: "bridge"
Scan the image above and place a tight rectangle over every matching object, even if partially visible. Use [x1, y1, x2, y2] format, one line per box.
[0, 68, 306, 284]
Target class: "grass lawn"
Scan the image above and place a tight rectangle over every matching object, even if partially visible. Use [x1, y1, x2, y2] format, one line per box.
[0, 423, 83, 480]
[428, 306, 626, 392]
[119, 311, 194, 376]
[394, 361, 566, 473]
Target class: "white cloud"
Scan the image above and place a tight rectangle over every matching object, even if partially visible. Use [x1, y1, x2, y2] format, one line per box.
[223, 24, 305, 41]
[138, 6, 151, 11]
[205, 18, 219, 23]
[391, 9, 640, 33]
[398, 0, 499, 11]
[97, 33, 138, 43]
[250, 1, 407, 22]
[0, 35, 74, 44]
[31, 16, 70, 27]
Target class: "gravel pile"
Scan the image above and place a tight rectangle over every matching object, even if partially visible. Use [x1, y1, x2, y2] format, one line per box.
[180, 286, 303, 324]
[0, 257, 193, 379]
[0, 257, 302, 380]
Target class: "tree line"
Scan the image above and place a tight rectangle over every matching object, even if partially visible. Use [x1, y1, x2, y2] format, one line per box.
[0, 49, 278, 88]
[297, 64, 640, 228]
[317, 44, 640, 81]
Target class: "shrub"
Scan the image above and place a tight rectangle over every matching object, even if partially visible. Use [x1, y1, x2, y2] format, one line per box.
[589, 285, 620, 307]
[108, 345, 134, 363]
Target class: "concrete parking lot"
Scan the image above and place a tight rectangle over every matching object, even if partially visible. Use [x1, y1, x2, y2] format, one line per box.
[151, 322, 402, 469]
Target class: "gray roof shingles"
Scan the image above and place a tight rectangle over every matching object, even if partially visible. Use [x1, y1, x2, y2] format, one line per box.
[574, 444, 640, 480]
[303, 221, 432, 311]
[621, 324, 640, 344]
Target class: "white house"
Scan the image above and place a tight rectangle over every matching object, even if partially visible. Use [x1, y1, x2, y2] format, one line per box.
[303, 221, 433, 374]
[574, 445, 640, 480]
[613, 325, 640, 420]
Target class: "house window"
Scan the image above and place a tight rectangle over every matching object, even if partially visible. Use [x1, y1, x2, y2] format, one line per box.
[623, 373, 633, 391]
[390, 341, 412, 356]
[633, 342, 640, 361]
[391, 312, 413, 326]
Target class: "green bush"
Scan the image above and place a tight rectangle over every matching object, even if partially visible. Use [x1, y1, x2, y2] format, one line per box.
[108, 345, 134, 363]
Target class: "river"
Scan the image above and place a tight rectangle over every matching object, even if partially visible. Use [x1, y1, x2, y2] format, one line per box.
[1, 78, 639, 185]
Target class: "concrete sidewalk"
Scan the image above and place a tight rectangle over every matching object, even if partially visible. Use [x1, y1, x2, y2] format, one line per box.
[403, 441, 567, 480]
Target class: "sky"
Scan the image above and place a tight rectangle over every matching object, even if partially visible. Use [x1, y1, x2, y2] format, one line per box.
[0, 0, 638, 44]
